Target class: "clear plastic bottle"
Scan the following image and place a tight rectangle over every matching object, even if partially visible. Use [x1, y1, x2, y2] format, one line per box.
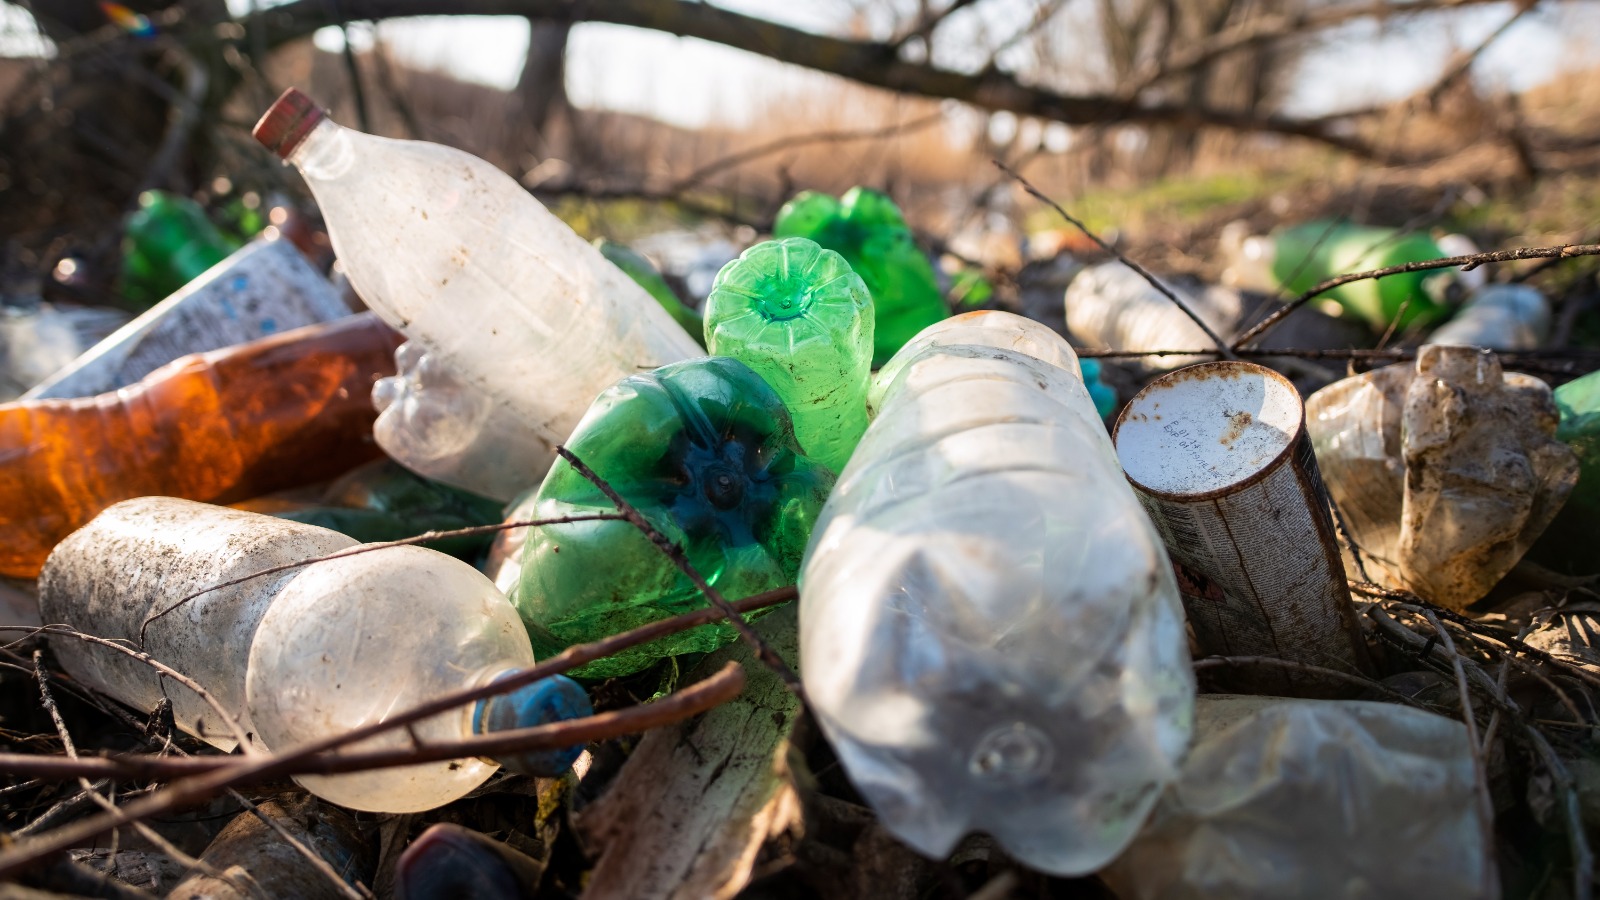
[1427, 283, 1550, 350]
[800, 311, 1195, 875]
[1063, 262, 1240, 371]
[39, 498, 591, 813]
[254, 89, 701, 498]
[704, 237, 873, 475]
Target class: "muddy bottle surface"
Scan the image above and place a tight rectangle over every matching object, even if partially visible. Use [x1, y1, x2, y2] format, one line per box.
[704, 237, 873, 474]
[39, 498, 590, 812]
[773, 187, 947, 367]
[254, 89, 700, 500]
[801, 312, 1194, 876]
[0, 313, 400, 578]
[515, 356, 835, 678]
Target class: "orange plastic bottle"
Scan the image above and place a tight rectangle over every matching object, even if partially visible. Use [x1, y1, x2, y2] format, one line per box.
[0, 313, 401, 577]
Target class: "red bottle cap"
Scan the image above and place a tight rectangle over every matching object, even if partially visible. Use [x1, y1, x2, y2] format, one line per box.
[253, 87, 327, 160]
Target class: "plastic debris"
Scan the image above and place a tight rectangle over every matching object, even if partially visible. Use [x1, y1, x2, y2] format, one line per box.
[704, 237, 874, 474]
[773, 186, 948, 366]
[800, 311, 1194, 875]
[0, 313, 400, 578]
[254, 88, 700, 500]
[1115, 361, 1371, 694]
[1428, 283, 1550, 350]
[1064, 262, 1241, 371]
[165, 796, 375, 900]
[120, 189, 239, 307]
[1527, 367, 1600, 575]
[595, 237, 705, 346]
[1103, 694, 1495, 900]
[1306, 345, 1578, 607]
[39, 497, 590, 811]
[396, 824, 546, 900]
[514, 356, 834, 678]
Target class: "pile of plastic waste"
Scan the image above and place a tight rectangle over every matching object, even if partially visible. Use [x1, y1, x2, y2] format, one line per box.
[4, 87, 1598, 899]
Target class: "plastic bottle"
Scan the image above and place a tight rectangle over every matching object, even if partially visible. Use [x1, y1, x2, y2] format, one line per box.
[121, 190, 240, 307]
[0, 300, 81, 399]
[595, 238, 704, 346]
[1079, 357, 1118, 417]
[253, 88, 701, 496]
[39, 497, 593, 812]
[773, 186, 947, 367]
[1427, 283, 1550, 350]
[1528, 369, 1600, 575]
[704, 237, 873, 474]
[166, 796, 374, 900]
[1063, 262, 1241, 371]
[515, 356, 835, 679]
[801, 311, 1194, 876]
[1260, 220, 1455, 332]
[0, 313, 400, 579]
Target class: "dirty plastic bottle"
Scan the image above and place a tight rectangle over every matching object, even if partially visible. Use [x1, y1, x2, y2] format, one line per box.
[39, 497, 592, 812]
[253, 88, 701, 497]
[0, 313, 400, 579]
[166, 796, 374, 900]
[1261, 221, 1455, 332]
[1427, 283, 1550, 350]
[1063, 262, 1241, 371]
[121, 190, 240, 307]
[704, 237, 873, 474]
[1102, 695, 1495, 900]
[516, 356, 835, 679]
[801, 311, 1195, 876]
[1529, 369, 1600, 575]
[595, 238, 704, 346]
[774, 187, 947, 367]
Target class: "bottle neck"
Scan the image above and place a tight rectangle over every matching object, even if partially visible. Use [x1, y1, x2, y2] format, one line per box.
[288, 119, 356, 182]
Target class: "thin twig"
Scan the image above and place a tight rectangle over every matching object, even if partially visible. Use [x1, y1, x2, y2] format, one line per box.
[993, 159, 1237, 358]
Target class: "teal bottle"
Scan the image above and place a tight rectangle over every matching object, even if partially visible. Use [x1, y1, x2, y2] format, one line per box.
[774, 187, 947, 367]
[704, 238, 872, 475]
[1528, 370, 1600, 575]
[121, 191, 241, 307]
[1080, 358, 1118, 418]
[514, 357, 835, 678]
[595, 239, 705, 347]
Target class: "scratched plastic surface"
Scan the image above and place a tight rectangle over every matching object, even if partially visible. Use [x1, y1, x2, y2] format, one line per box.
[263, 91, 701, 500]
[0, 313, 399, 578]
[801, 312, 1194, 875]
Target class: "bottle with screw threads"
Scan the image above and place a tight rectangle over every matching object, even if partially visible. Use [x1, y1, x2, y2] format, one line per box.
[0, 312, 400, 578]
[40, 498, 592, 813]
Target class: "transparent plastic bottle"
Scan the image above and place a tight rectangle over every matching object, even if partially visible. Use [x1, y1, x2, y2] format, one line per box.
[254, 89, 701, 497]
[704, 237, 873, 474]
[1427, 283, 1550, 350]
[39, 498, 591, 813]
[595, 238, 704, 346]
[801, 311, 1195, 875]
[1063, 262, 1241, 371]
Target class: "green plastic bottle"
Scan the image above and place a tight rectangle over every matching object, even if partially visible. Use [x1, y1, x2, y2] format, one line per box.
[121, 191, 241, 307]
[1527, 370, 1600, 575]
[595, 238, 705, 347]
[1267, 220, 1453, 333]
[514, 356, 835, 678]
[774, 187, 947, 367]
[268, 459, 506, 560]
[704, 238, 872, 475]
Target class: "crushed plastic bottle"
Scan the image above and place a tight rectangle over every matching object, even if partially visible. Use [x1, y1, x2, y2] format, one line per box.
[0, 313, 400, 578]
[1102, 694, 1495, 900]
[1063, 262, 1241, 371]
[1306, 346, 1578, 607]
[515, 356, 835, 679]
[39, 497, 591, 812]
[773, 186, 947, 366]
[595, 238, 705, 346]
[121, 190, 240, 307]
[801, 311, 1194, 875]
[704, 237, 873, 474]
[1248, 220, 1456, 332]
[254, 88, 700, 499]
[1428, 283, 1550, 350]
[1529, 369, 1600, 575]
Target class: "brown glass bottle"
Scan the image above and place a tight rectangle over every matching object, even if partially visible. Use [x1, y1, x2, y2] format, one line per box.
[0, 312, 401, 577]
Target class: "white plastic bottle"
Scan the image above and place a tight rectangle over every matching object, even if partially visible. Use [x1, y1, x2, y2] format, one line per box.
[39, 498, 589, 813]
[253, 89, 701, 500]
[1427, 283, 1550, 350]
[1064, 262, 1240, 370]
[800, 312, 1195, 875]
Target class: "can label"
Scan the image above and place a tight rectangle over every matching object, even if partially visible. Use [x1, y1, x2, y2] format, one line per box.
[1115, 362, 1370, 694]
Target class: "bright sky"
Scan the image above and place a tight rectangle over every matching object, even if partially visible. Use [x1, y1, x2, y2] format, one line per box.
[7, 1, 1600, 128]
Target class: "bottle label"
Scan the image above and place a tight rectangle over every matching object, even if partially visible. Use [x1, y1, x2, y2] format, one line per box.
[24, 240, 352, 400]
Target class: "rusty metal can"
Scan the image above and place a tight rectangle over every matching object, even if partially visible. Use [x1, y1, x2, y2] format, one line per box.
[1113, 361, 1370, 694]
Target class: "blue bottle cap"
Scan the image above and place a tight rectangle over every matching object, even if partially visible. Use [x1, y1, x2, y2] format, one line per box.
[473, 672, 593, 777]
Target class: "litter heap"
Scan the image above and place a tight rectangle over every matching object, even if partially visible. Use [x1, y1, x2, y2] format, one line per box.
[3, 87, 1597, 899]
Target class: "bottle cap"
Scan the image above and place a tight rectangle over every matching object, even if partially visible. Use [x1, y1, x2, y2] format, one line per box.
[472, 672, 592, 777]
[253, 87, 326, 160]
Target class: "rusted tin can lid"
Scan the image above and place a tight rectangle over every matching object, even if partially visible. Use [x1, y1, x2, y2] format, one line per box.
[1113, 361, 1303, 500]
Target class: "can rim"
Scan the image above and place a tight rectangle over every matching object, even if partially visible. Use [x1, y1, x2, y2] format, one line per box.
[1112, 360, 1306, 502]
